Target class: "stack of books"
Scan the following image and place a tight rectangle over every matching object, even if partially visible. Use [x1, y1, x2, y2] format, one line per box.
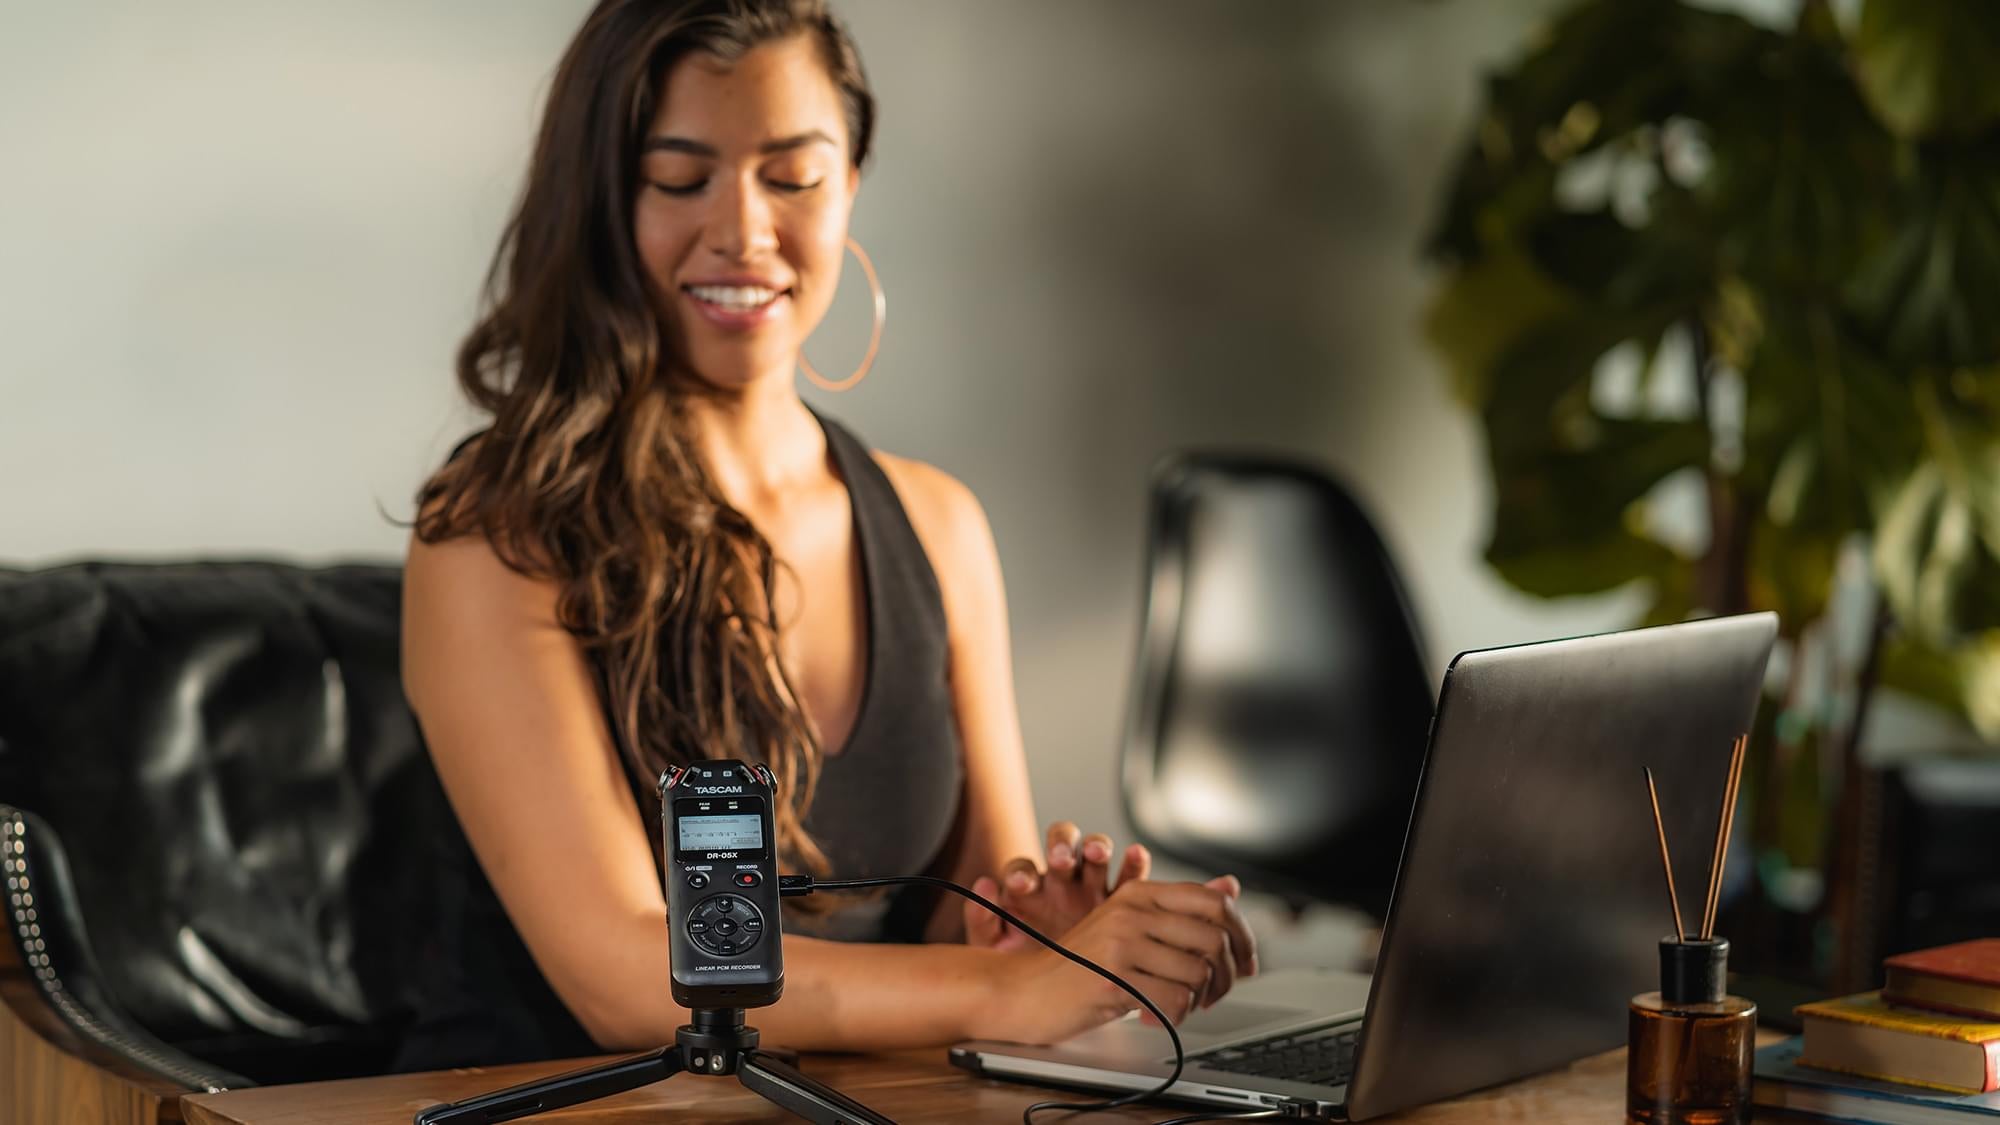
[1756, 1040, 2000, 1123]
[1755, 939, 2000, 1123]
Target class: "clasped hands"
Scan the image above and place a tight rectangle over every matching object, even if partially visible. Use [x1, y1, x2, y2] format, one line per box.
[963, 822, 1258, 1042]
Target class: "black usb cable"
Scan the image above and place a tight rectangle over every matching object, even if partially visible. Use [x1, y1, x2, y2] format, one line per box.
[780, 874, 1310, 1125]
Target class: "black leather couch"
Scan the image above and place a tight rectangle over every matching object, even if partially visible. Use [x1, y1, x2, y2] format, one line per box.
[0, 560, 457, 1092]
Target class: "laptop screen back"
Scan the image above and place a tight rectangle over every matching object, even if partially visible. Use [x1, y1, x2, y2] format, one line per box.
[1344, 613, 1776, 1121]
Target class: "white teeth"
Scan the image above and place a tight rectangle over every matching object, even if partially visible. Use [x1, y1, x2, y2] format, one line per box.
[687, 284, 782, 311]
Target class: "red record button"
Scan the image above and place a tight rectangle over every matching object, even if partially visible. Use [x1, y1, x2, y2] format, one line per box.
[733, 872, 762, 888]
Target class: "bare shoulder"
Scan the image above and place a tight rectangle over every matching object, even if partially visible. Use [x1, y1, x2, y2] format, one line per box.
[870, 451, 996, 575]
[405, 530, 561, 621]
[401, 529, 567, 707]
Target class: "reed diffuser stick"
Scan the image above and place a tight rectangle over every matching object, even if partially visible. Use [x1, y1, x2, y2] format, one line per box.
[1699, 736, 1736, 939]
[1644, 766, 1686, 942]
[1700, 734, 1748, 940]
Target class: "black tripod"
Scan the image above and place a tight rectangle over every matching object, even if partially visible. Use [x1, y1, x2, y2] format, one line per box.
[412, 1008, 894, 1124]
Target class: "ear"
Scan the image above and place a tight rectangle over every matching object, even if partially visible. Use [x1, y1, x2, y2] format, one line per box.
[846, 164, 860, 195]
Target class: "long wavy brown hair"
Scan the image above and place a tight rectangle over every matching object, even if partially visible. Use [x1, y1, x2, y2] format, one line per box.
[415, 0, 875, 890]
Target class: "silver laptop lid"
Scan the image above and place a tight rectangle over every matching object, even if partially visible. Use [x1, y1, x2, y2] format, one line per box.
[1344, 613, 1776, 1120]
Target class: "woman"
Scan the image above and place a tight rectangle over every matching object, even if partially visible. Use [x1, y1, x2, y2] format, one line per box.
[398, 0, 1256, 1069]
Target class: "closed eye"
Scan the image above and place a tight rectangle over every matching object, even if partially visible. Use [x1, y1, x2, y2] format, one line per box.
[647, 178, 824, 198]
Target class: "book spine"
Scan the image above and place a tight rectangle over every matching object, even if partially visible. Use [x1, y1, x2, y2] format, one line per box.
[1883, 992, 2000, 1024]
[1886, 948, 2000, 989]
[1796, 1054, 1986, 1096]
[1802, 997, 2000, 1041]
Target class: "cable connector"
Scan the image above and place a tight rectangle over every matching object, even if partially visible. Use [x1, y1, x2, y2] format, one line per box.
[778, 874, 815, 897]
[1150, 1098, 1319, 1124]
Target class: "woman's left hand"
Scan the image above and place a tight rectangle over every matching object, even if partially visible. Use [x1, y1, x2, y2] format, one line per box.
[964, 821, 1151, 952]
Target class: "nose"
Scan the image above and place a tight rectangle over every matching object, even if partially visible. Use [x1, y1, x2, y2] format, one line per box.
[702, 172, 778, 262]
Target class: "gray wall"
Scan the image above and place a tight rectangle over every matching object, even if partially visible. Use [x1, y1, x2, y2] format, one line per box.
[4, 1, 1629, 958]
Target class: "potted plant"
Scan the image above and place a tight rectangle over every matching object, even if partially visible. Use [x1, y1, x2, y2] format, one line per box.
[1425, 0, 2000, 991]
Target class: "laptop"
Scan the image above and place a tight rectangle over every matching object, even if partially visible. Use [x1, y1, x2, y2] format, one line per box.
[951, 613, 1778, 1120]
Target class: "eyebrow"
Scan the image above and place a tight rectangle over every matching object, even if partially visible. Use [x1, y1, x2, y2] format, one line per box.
[641, 130, 839, 157]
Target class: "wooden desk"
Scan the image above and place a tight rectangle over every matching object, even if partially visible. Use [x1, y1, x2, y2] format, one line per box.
[183, 1034, 1813, 1124]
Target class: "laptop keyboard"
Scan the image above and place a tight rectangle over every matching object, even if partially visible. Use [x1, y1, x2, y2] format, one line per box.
[1188, 1023, 1361, 1087]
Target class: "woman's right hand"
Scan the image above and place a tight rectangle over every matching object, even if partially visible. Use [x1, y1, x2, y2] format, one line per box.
[977, 875, 1259, 1046]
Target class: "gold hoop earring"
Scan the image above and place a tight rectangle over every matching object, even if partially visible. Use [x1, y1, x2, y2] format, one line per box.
[799, 237, 885, 393]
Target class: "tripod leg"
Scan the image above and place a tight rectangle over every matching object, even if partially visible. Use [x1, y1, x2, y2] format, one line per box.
[739, 1049, 896, 1125]
[413, 1047, 683, 1124]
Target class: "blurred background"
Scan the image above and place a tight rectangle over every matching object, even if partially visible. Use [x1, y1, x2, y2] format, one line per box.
[5, 0, 1997, 1002]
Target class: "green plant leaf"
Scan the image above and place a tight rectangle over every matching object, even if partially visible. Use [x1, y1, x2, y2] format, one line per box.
[1873, 462, 1948, 636]
[1748, 517, 1844, 628]
[1846, 149, 2000, 369]
[1701, 28, 1897, 288]
[1425, 0, 1769, 262]
[1852, 0, 2000, 139]
[1422, 243, 1578, 408]
[1640, 557, 1699, 626]
[1479, 305, 1682, 463]
[1878, 627, 2000, 742]
[1738, 304, 1926, 530]
[1427, 116, 1561, 267]
[1913, 373, 2000, 560]
[1963, 631, 2000, 739]
[1495, 0, 1771, 143]
[1876, 629, 1969, 713]
[1871, 462, 2000, 645]
[1523, 209, 1713, 312]
[1485, 416, 1707, 597]
[1487, 529, 1682, 599]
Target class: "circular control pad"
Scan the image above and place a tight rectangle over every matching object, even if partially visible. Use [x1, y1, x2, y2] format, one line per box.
[686, 894, 766, 958]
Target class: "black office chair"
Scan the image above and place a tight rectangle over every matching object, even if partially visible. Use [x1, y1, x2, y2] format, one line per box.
[0, 561, 457, 1094]
[1118, 453, 1434, 919]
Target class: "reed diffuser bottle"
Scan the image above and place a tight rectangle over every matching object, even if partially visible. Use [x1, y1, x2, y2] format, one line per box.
[1630, 738, 1756, 1124]
[1627, 937, 1756, 1124]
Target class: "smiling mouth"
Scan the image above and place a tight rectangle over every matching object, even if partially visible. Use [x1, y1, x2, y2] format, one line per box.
[683, 284, 791, 313]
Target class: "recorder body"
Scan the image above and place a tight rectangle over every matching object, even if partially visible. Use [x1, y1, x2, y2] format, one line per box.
[660, 760, 785, 1009]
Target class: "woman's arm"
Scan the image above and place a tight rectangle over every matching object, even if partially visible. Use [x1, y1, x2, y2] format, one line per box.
[875, 457, 1044, 941]
[403, 532, 1023, 1049]
[883, 457, 1161, 947]
[404, 529, 1254, 1053]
